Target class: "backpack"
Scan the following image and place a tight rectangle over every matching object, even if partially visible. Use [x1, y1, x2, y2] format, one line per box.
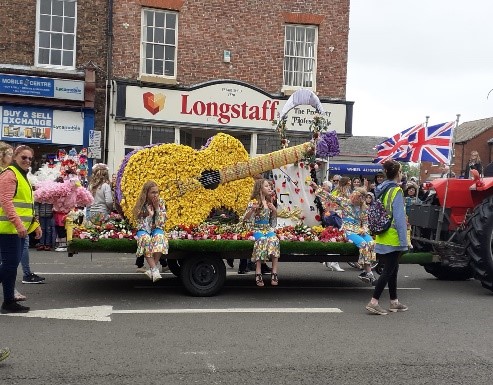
[367, 186, 397, 236]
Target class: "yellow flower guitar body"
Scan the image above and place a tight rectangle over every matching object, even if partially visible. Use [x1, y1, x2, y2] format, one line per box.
[119, 133, 313, 230]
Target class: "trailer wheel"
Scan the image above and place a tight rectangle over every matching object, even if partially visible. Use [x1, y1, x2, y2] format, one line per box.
[166, 259, 182, 277]
[181, 255, 226, 297]
[464, 196, 493, 292]
[422, 263, 473, 281]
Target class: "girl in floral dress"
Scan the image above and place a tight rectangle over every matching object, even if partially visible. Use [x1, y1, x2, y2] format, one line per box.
[132, 180, 168, 282]
[314, 184, 377, 284]
[243, 179, 280, 287]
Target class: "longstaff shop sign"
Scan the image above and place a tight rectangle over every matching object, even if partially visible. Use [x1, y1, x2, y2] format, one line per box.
[124, 82, 348, 134]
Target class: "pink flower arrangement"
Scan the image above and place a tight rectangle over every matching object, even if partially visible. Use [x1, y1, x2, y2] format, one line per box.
[34, 178, 93, 212]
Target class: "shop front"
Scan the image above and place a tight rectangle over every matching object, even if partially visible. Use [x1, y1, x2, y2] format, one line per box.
[328, 162, 383, 176]
[107, 80, 354, 173]
[0, 73, 95, 172]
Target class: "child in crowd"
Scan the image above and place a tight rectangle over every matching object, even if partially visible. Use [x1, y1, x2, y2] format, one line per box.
[314, 184, 377, 284]
[34, 202, 54, 251]
[243, 178, 280, 287]
[53, 210, 68, 252]
[132, 180, 168, 282]
[88, 163, 113, 223]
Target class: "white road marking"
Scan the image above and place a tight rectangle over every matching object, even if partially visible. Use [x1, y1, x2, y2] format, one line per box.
[112, 308, 343, 314]
[1, 306, 343, 322]
[207, 363, 217, 373]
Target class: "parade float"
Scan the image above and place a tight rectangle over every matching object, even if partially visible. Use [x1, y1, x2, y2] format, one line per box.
[67, 90, 432, 296]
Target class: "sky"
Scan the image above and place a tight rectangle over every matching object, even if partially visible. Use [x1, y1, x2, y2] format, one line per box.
[346, 0, 493, 138]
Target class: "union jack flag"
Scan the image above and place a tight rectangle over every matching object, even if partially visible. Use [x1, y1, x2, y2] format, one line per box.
[406, 121, 454, 163]
[373, 124, 424, 164]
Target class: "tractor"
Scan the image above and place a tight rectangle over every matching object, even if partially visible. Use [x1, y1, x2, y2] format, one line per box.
[409, 170, 493, 292]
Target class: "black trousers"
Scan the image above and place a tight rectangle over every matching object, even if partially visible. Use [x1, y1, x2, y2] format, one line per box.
[372, 251, 401, 300]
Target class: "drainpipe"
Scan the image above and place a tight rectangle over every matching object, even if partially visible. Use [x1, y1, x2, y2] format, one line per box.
[103, 0, 114, 164]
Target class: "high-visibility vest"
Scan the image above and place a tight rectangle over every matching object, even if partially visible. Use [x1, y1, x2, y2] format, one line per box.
[0, 166, 35, 234]
[375, 187, 402, 246]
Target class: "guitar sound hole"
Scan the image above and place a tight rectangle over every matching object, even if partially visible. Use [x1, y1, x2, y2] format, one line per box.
[199, 170, 221, 190]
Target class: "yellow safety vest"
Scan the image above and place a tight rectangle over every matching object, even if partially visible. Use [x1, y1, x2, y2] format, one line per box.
[0, 166, 35, 234]
[375, 187, 402, 246]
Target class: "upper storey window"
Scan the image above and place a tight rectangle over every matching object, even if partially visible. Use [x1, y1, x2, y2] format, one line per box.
[141, 9, 178, 78]
[283, 25, 318, 91]
[36, 0, 77, 69]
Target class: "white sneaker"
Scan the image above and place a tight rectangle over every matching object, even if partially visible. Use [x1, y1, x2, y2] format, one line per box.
[144, 269, 153, 280]
[55, 247, 67, 252]
[152, 269, 162, 282]
[325, 262, 345, 272]
[329, 262, 345, 272]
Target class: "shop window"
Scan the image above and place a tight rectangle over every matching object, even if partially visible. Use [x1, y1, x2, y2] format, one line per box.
[151, 126, 175, 144]
[283, 25, 317, 91]
[125, 125, 151, 147]
[35, 0, 77, 69]
[141, 8, 178, 78]
[256, 134, 280, 155]
[180, 131, 192, 147]
[256, 134, 308, 155]
[125, 124, 175, 147]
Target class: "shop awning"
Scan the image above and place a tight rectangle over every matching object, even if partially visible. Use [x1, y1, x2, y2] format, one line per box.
[329, 162, 383, 175]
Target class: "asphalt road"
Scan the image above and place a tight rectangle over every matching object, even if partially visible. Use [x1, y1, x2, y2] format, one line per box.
[1, 250, 492, 385]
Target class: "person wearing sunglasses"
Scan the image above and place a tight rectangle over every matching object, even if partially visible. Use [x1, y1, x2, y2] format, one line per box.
[0, 145, 42, 313]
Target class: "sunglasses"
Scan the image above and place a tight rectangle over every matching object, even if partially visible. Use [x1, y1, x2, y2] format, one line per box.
[332, 179, 340, 182]
[20, 156, 33, 161]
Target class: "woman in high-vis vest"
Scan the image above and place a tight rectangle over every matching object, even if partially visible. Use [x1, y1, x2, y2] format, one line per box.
[0, 145, 42, 314]
[366, 160, 409, 316]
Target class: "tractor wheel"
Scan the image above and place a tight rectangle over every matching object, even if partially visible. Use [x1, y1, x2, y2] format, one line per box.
[464, 196, 493, 292]
[422, 263, 473, 281]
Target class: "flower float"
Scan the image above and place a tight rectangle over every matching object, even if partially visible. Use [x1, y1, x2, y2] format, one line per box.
[116, 133, 254, 230]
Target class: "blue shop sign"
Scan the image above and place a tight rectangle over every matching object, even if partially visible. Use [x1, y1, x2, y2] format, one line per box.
[329, 163, 383, 175]
[0, 73, 84, 101]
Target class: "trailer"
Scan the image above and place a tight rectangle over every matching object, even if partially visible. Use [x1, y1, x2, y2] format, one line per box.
[68, 238, 433, 296]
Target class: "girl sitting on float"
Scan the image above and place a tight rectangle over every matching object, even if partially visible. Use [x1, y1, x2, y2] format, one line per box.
[313, 183, 377, 285]
[132, 180, 168, 283]
[243, 178, 280, 287]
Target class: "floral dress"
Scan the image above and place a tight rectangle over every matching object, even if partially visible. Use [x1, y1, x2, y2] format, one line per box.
[135, 198, 169, 258]
[316, 188, 376, 264]
[244, 203, 280, 262]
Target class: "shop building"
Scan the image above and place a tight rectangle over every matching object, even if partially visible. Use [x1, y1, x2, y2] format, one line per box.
[107, 0, 353, 172]
[0, 0, 108, 170]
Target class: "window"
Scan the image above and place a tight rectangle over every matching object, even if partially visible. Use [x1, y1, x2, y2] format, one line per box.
[283, 25, 317, 89]
[124, 124, 175, 154]
[180, 128, 251, 151]
[256, 134, 308, 155]
[36, 0, 77, 69]
[141, 9, 178, 78]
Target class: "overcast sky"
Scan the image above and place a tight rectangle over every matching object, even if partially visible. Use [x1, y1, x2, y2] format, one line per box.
[346, 0, 493, 138]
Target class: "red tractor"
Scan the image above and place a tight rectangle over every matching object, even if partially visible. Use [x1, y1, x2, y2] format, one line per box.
[409, 171, 493, 292]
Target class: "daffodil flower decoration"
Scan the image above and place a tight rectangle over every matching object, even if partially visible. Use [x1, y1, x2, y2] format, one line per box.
[116, 133, 254, 230]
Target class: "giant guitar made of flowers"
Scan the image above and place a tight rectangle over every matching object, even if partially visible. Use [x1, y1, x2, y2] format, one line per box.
[116, 133, 314, 230]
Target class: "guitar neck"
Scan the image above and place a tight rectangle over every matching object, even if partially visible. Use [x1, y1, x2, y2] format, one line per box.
[220, 142, 314, 183]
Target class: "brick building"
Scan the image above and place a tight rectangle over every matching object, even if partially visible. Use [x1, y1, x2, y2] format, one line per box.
[106, 0, 354, 172]
[0, 0, 108, 170]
